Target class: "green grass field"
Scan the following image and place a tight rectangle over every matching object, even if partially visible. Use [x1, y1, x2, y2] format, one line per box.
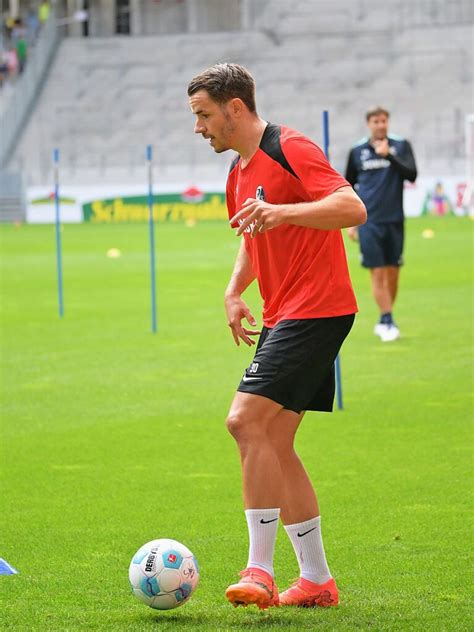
[0, 216, 472, 631]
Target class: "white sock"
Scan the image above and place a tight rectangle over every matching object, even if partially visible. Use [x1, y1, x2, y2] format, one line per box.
[245, 508, 280, 577]
[284, 516, 332, 585]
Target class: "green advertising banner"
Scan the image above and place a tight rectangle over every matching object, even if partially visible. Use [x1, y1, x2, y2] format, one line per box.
[82, 192, 227, 223]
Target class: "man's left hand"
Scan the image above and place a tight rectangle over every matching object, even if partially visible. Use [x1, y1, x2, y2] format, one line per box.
[231, 198, 284, 238]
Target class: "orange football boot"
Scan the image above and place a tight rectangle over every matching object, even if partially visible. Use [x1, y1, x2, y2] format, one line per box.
[279, 577, 339, 607]
[225, 567, 279, 610]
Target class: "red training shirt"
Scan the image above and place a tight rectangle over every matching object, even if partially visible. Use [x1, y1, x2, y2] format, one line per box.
[226, 123, 358, 328]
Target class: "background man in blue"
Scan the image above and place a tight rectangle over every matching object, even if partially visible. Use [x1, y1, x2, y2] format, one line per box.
[345, 107, 417, 342]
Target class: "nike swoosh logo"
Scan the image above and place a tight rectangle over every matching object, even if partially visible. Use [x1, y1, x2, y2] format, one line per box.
[242, 376, 263, 382]
[297, 527, 316, 537]
[260, 518, 278, 524]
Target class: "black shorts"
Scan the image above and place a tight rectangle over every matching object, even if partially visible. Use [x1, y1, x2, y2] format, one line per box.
[358, 221, 404, 268]
[237, 315, 355, 414]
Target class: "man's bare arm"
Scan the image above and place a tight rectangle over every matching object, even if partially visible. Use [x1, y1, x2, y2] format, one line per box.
[224, 241, 260, 347]
[232, 186, 367, 237]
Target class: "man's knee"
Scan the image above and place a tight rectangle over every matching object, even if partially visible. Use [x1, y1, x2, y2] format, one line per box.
[371, 267, 387, 288]
[226, 409, 264, 445]
[226, 410, 243, 440]
[387, 266, 400, 282]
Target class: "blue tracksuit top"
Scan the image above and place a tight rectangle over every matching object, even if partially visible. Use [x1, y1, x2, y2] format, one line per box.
[345, 135, 417, 223]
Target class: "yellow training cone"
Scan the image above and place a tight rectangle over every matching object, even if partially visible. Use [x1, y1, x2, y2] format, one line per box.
[421, 229, 435, 239]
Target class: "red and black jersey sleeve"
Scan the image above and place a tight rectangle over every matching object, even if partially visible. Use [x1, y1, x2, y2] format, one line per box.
[280, 129, 349, 201]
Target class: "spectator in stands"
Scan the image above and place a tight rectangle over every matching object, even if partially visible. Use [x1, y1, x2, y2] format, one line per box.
[345, 106, 417, 343]
[39, 1, 51, 25]
[11, 19, 27, 73]
[11, 18, 25, 44]
[16, 32, 27, 73]
[4, 15, 15, 39]
[5, 46, 18, 77]
[26, 8, 40, 45]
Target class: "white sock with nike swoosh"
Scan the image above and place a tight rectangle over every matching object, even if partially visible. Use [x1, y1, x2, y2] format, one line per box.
[284, 515, 332, 584]
[245, 508, 280, 577]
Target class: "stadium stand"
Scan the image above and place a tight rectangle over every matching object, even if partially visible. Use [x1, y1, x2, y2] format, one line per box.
[3, 0, 473, 187]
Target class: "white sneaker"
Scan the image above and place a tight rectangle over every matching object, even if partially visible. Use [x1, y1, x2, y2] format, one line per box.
[374, 323, 385, 337]
[374, 323, 400, 342]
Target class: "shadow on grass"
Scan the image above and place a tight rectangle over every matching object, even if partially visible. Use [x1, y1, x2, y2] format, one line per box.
[134, 609, 311, 629]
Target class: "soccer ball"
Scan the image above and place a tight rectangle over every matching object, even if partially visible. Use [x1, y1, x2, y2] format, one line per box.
[129, 539, 199, 610]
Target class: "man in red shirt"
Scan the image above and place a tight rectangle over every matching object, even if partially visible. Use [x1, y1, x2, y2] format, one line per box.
[188, 64, 366, 610]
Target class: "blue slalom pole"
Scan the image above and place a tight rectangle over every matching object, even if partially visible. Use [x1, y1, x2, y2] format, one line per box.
[322, 110, 330, 160]
[322, 111, 343, 410]
[147, 144, 157, 333]
[53, 148, 64, 318]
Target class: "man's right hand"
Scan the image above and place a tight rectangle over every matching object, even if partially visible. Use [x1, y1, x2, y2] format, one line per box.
[224, 294, 261, 346]
[347, 226, 358, 242]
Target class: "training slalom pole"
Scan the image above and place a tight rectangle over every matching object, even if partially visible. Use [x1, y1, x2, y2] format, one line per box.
[53, 148, 64, 318]
[147, 144, 157, 333]
[322, 111, 343, 410]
